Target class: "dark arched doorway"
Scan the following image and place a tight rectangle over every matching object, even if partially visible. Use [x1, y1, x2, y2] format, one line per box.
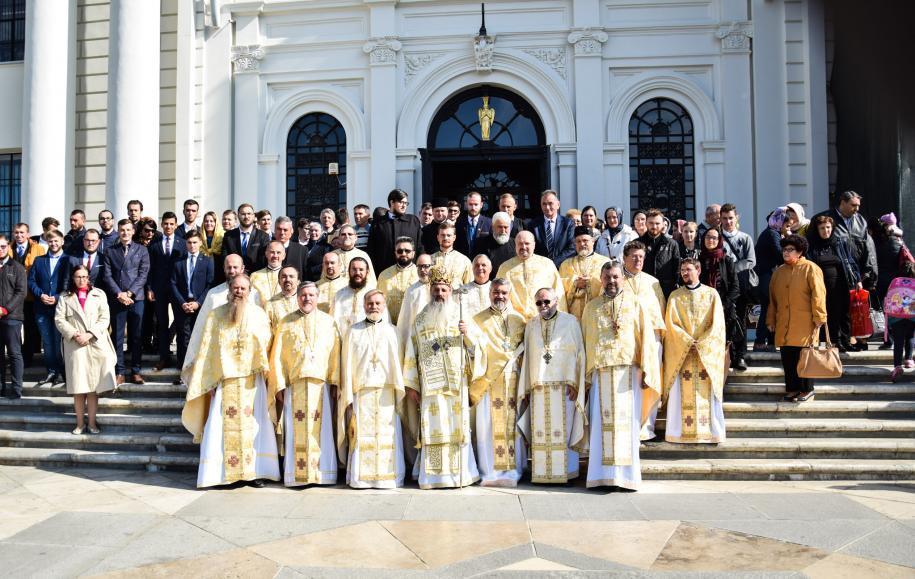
[420, 86, 549, 219]
[629, 97, 695, 221]
[286, 112, 346, 220]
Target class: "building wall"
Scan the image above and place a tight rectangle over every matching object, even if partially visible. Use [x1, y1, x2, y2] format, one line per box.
[0, 62, 23, 151]
[74, 0, 109, 218]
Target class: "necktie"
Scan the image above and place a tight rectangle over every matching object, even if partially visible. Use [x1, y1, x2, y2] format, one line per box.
[124, 244, 129, 257]
[17, 245, 24, 258]
[165, 236, 171, 256]
[188, 255, 197, 299]
[545, 220, 554, 254]
[189, 254, 196, 277]
[241, 232, 249, 254]
[469, 217, 477, 243]
[86, 253, 92, 271]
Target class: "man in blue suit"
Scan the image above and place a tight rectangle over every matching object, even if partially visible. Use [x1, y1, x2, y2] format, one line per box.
[171, 231, 213, 382]
[67, 229, 103, 288]
[455, 191, 492, 258]
[147, 212, 187, 370]
[101, 219, 150, 385]
[27, 230, 70, 386]
[527, 189, 576, 268]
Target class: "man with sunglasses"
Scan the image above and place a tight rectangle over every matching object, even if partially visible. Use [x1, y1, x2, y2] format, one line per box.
[377, 237, 419, 324]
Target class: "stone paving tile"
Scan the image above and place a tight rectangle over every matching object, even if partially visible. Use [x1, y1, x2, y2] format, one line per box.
[0, 512, 54, 541]
[181, 515, 364, 547]
[402, 494, 524, 521]
[83, 517, 237, 575]
[530, 543, 646, 572]
[425, 543, 536, 577]
[380, 521, 530, 568]
[0, 543, 114, 578]
[529, 520, 679, 570]
[695, 519, 888, 552]
[803, 552, 915, 579]
[174, 489, 302, 518]
[839, 521, 915, 568]
[498, 556, 578, 571]
[651, 523, 828, 572]
[87, 547, 280, 579]
[519, 492, 645, 520]
[285, 493, 412, 520]
[736, 492, 889, 521]
[629, 493, 765, 521]
[843, 495, 915, 519]
[7, 511, 162, 548]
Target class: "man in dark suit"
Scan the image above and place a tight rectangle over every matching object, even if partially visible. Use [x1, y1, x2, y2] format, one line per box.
[11, 222, 46, 366]
[175, 199, 199, 239]
[498, 193, 526, 237]
[27, 230, 70, 386]
[478, 211, 517, 278]
[67, 229, 103, 287]
[0, 235, 27, 399]
[221, 203, 270, 273]
[455, 191, 492, 258]
[64, 209, 87, 256]
[147, 212, 187, 370]
[367, 189, 424, 273]
[273, 216, 307, 278]
[420, 197, 450, 255]
[101, 219, 150, 385]
[527, 189, 576, 268]
[171, 231, 213, 382]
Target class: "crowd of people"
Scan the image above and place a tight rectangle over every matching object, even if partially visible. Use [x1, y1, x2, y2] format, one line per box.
[0, 187, 911, 490]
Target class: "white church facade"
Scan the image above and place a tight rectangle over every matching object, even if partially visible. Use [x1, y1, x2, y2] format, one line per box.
[0, 0, 836, 234]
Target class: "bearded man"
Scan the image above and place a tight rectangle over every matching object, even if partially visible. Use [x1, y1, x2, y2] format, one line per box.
[459, 254, 492, 317]
[339, 290, 407, 488]
[333, 257, 385, 336]
[518, 287, 586, 484]
[559, 226, 609, 319]
[268, 281, 341, 487]
[403, 266, 483, 489]
[333, 224, 377, 286]
[250, 241, 286, 305]
[470, 279, 527, 487]
[479, 211, 516, 275]
[316, 251, 348, 314]
[265, 266, 300, 329]
[183, 275, 279, 488]
[495, 231, 566, 320]
[376, 236, 419, 323]
[431, 221, 472, 288]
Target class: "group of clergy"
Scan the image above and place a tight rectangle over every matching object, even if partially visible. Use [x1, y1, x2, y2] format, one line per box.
[180, 223, 727, 491]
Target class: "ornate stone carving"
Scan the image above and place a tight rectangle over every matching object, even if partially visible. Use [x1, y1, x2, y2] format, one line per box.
[717, 21, 753, 53]
[363, 37, 402, 66]
[523, 48, 567, 79]
[231, 45, 264, 72]
[567, 28, 608, 56]
[473, 34, 496, 72]
[404, 52, 444, 85]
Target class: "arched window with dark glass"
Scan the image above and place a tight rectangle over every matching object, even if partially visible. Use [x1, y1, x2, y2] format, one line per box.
[629, 98, 695, 220]
[0, 152, 20, 236]
[286, 113, 346, 220]
[428, 86, 545, 150]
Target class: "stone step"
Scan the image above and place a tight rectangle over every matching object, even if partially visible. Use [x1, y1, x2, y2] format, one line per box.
[723, 382, 915, 400]
[642, 438, 915, 460]
[640, 458, 915, 480]
[745, 349, 893, 364]
[721, 400, 915, 418]
[727, 365, 906, 383]
[0, 446, 198, 471]
[719, 418, 915, 438]
[0, 396, 184, 414]
[0, 412, 186, 432]
[0, 428, 195, 452]
[20, 383, 187, 399]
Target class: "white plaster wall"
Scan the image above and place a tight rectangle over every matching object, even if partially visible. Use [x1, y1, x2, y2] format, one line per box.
[0, 63, 23, 151]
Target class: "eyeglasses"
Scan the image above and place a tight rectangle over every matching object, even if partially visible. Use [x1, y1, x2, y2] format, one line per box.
[395, 249, 413, 254]
[782, 247, 799, 254]
[417, 264, 432, 269]
[535, 300, 552, 306]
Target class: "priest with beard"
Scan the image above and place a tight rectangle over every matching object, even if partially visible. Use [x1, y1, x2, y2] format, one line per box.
[459, 254, 492, 317]
[403, 266, 484, 489]
[376, 236, 419, 324]
[316, 252, 347, 314]
[333, 257, 386, 337]
[250, 241, 285, 306]
[495, 231, 566, 321]
[268, 281, 341, 487]
[339, 290, 407, 488]
[396, 253, 432, 358]
[559, 226, 610, 320]
[469, 279, 527, 487]
[333, 224, 377, 286]
[264, 266, 300, 329]
[517, 287, 586, 484]
[183, 275, 280, 488]
[581, 263, 661, 491]
[478, 212, 516, 276]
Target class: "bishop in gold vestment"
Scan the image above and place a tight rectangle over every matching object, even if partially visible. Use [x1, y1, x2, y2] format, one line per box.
[518, 288, 586, 483]
[470, 279, 527, 487]
[268, 282, 342, 486]
[581, 263, 661, 490]
[663, 260, 727, 444]
[339, 290, 407, 488]
[496, 231, 567, 321]
[403, 267, 483, 489]
[559, 227, 610, 319]
[183, 276, 279, 488]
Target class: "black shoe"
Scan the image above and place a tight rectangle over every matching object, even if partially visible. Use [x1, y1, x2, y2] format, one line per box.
[837, 343, 847, 353]
[879, 342, 893, 350]
[51, 374, 65, 386]
[35, 373, 55, 387]
[733, 357, 748, 371]
[5, 389, 21, 400]
[249, 479, 266, 488]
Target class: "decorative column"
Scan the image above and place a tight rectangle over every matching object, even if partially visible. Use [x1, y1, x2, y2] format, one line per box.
[363, 36, 401, 204]
[106, 0, 161, 219]
[231, 43, 264, 209]
[21, 0, 75, 226]
[568, 27, 608, 208]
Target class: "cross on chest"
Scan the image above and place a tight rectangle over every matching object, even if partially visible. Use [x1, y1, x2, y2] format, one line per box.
[543, 351, 553, 364]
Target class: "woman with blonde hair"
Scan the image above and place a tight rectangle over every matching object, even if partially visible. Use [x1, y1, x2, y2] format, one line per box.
[54, 266, 118, 434]
[200, 211, 224, 257]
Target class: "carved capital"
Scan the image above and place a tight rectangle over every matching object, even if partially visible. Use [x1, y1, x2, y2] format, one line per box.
[567, 28, 608, 56]
[363, 36, 402, 65]
[231, 45, 264, 72]
[473, 34, 496, 72]
[717, 21, 753, 53]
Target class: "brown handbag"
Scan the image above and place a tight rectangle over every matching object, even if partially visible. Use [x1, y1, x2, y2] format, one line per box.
[797, 326, 843, 379]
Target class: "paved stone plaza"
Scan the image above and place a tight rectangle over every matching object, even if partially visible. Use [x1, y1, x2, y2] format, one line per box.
[0, 466, 912, 577]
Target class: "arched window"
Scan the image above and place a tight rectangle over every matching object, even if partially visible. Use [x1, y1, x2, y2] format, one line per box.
[428, 86, 545, 149]
[286, 113, 346, 220]
[629, 98, 695, 220]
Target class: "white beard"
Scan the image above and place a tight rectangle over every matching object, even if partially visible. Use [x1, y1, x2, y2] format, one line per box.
[577, 249, 592, 257]
[366, 312, 383, 323]
[494, 233, 510, 245]
[426, 299, 458, 331]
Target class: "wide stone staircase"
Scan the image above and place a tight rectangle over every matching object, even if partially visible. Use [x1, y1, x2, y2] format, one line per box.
[1, 349, 913, 480]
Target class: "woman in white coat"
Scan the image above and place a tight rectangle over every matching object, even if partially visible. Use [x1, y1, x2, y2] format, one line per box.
[597, 206, 638, 262]
[54, 265, 118, 434]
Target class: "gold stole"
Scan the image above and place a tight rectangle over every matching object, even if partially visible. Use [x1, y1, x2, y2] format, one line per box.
[530, 381, 568, 482]
[221, 375, 258, 483]
[677, 351, 713, 442]
[290, 378, 326, 483]
[355, 387, 398, 480]
[490, 371, 518, 471]
[597, 367, 633, 466]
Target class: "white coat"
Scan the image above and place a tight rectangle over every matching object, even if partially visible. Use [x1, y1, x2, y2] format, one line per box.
[54, 288, 118, 395]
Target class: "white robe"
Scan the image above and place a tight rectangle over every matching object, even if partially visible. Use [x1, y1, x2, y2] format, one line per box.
[586, 370, 642, 490]
[396, 281, 430, 359]
[664, 375, 727, 443]
[348, 414, 406, 489]
[640, 339, 664, 441]
[282, 382, 339, 486]
[475, 392, 525, 487]
[459, 281, 491, 318]
[197, 375, 280, 488]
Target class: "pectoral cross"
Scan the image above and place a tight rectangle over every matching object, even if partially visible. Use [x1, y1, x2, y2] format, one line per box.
[370, 354, 380, 372]
[543, 351, 553, 364]
[233, 329, 246, 358]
